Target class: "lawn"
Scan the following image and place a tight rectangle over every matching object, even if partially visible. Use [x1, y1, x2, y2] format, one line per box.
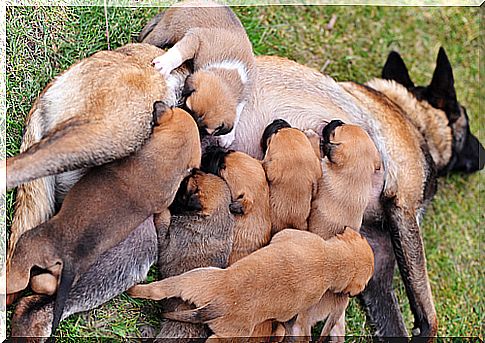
[5, 4, 483, 339]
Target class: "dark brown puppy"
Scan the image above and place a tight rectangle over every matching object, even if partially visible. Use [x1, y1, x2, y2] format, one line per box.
[10, 216, 158, 340]
[261, 119, 322, 234]
[155, 170, 234, 339]
[6, 105, 201, 336]
[201, 147, 272, 265]
[128, 228, 374, 339]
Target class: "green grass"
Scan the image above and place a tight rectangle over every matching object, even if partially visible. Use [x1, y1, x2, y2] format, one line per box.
[5, 5, 483, 339]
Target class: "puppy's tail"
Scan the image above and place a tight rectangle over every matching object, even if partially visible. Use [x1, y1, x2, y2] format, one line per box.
[50, 261, 75, 339]
[162, 303, 222, 324]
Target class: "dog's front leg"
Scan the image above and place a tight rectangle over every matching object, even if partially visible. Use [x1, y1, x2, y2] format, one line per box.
[359, 224, 409, 339]
[384, 199, 438, 339]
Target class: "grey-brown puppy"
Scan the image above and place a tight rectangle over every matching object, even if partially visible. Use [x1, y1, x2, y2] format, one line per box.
[289, 120, 381, 339]
[141, 0, 255, 146]
[10, 216, 158, 341]
[155, 170, 234, 339]
[6, 105, 201, 336]
[201, 147, 272, 265]
[128, 228, 374, 339]
[261, 119, 322, 234]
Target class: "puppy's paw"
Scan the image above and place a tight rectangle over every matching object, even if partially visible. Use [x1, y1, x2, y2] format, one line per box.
[218, 129, 236, 148]
[152, 48, 183, 76]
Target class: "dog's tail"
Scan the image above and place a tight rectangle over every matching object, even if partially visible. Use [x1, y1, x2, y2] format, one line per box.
[50, 261, 75, 338]
[162, 303, 223, 324]
[128, 267, 223, 306]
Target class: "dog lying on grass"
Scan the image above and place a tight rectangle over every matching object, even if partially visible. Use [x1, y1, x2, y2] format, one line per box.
[155, 170, 234, 339]
[7, 104, 201, 336]
[128, 228, 374, 339]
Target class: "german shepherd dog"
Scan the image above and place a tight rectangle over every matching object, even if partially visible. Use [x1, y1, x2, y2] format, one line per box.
[7, 13, 483, 338]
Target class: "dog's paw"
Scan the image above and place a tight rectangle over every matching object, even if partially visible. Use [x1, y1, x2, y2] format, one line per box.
[218, 130, 236, 148]
[153, 57, 174, 77]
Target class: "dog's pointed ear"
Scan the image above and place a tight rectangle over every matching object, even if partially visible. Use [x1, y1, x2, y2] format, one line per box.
[182, 76, 196, 98]
[152, 101, 170, 126]
[427, 47, 460, 123]
[382, 51, 415, 89]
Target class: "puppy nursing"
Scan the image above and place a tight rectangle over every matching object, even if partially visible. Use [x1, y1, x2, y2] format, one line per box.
[128, 228, 374, 339]
[262, 119, 322, 234]
[7, 105, 201, 335]
[201, 147, 272, 265]
[156, 170, 235, 339]
[144, 0, 255, 145]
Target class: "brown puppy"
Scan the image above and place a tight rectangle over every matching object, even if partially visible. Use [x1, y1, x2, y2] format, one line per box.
[261, 119, 322, 234]
[201, 147, 272, 265]
[143, 0, 255, 146]
[128, 228, 374, 339]
[6, 105, 201, 336]
[155, 170, 235, 339]
[291, 120, 381, 338]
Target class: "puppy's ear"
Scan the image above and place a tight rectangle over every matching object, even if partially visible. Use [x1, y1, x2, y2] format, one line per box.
[261, 119, 292, 155]
[201, 147, 231, 175]
[382, 51, 415, 89]
[182, 76, 196, 98]
[152, 101, 170, 126]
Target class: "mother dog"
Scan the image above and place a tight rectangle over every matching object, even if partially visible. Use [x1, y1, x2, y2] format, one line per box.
[8, 33, 484, 343]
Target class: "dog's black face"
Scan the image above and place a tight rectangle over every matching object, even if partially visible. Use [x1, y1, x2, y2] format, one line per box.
[382, 48, 484, 174]
[169, 169, 203, 214]
[201, 146, 232, 176]
[320, 120, 345, 162]
[261, 119, 292, 154]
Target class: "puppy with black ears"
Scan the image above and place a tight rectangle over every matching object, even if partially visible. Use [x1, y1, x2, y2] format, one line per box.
[261, 119, 322, 234]
[142, 0, 256, 147]
[155, 169, 235, 339]
[201, 147, 272, 265]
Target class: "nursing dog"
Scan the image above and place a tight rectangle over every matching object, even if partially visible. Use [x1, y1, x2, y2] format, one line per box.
[5, 43, 191, 265]
[10, 216, 158, 340]
[201, 147, 272, 265]
[289, 120, 381, 338]
[261, 120, 322, 234]
[7, 105, 201, 336]
[128, 228, 374, 339]
[139, 0, 255, 147]
[156, 170, 234, 339]
[11, 20, 484, 337]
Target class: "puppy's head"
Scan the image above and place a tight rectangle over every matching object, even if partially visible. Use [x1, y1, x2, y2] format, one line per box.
[171, 169, 231, 217]
[260, 119, 292, 155]
[152, 103, 202, 171]
[183, 71, 237, 136]
[202, 148, 268, 216]
[7, 229, 62, 295]
[11, 294, 54, 338]
[320, 120, 381, 173]
[338, 228, 375, 297]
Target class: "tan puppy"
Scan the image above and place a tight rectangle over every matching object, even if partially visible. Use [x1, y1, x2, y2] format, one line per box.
[156, 170, 234, 339]
[128, 228, 374, 339]
[6, 105, 201, 336]
[261, 119, 322, 234]
[143, 0, 255, 146]
[291, 120, 381, 338]
[201, 147, 272, 265]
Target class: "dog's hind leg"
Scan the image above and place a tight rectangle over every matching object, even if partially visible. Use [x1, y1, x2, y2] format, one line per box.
[383, 199, 438, 339]
[359, 225, 409, 339]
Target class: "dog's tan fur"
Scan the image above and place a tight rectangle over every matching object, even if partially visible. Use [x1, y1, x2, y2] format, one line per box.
[143, 0, 255, 142]
[7, 106, 201, 333]
[128, 228, 374, 338]
[262, 126, 322, 234]
[290, 122, 381, 338]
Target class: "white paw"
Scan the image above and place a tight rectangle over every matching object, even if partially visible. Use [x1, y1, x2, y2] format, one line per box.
[218, 130, 236, 148]
[152, 47, 184, 77]
[152, 55, 174, 77]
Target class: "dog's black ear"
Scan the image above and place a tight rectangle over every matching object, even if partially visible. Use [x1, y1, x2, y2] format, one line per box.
[261, 119, 292, 155]
[229, 200, 244, 215]
[427, 47, 460, 123]
[382, 51, 415, 89]
[182, 76, 196, 98]
[201, 146, 231, 175]
[152, 101, 170, 126]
